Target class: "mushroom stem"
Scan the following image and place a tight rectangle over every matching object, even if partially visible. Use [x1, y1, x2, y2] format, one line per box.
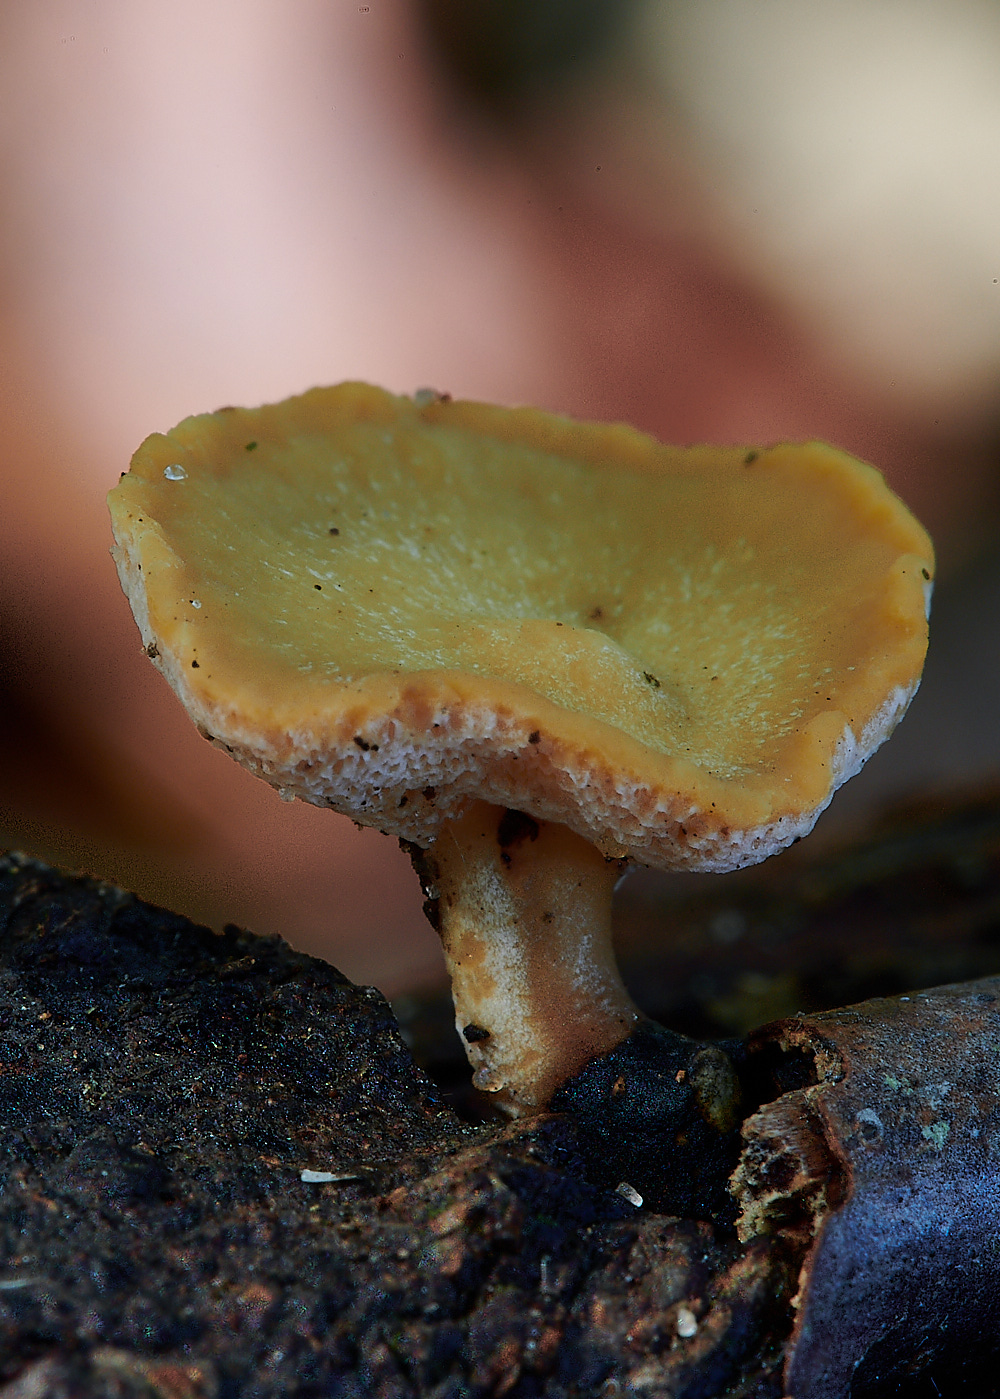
[417, 801, 640, 1116]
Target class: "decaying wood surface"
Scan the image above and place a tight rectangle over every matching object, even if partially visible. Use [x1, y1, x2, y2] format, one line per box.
[0, 852, 788, 1398]
[4, 788, 1000, 1396]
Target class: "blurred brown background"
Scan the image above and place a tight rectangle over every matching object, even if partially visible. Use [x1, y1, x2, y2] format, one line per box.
[2, 0, 998, 994]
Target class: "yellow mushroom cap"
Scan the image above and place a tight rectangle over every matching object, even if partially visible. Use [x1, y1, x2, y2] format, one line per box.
[108, 383, 933, 872]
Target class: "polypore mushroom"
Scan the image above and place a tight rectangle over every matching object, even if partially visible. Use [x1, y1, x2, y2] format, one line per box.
[108, 383, 933, 1118]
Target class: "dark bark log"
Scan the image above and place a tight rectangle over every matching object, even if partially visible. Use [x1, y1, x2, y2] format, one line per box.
[736, 982, 1000, 1398]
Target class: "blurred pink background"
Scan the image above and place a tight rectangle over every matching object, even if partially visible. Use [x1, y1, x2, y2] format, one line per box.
[2, 0, 999, 992]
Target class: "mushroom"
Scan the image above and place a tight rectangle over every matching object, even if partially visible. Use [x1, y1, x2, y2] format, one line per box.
[108, 382, 933, 1118]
